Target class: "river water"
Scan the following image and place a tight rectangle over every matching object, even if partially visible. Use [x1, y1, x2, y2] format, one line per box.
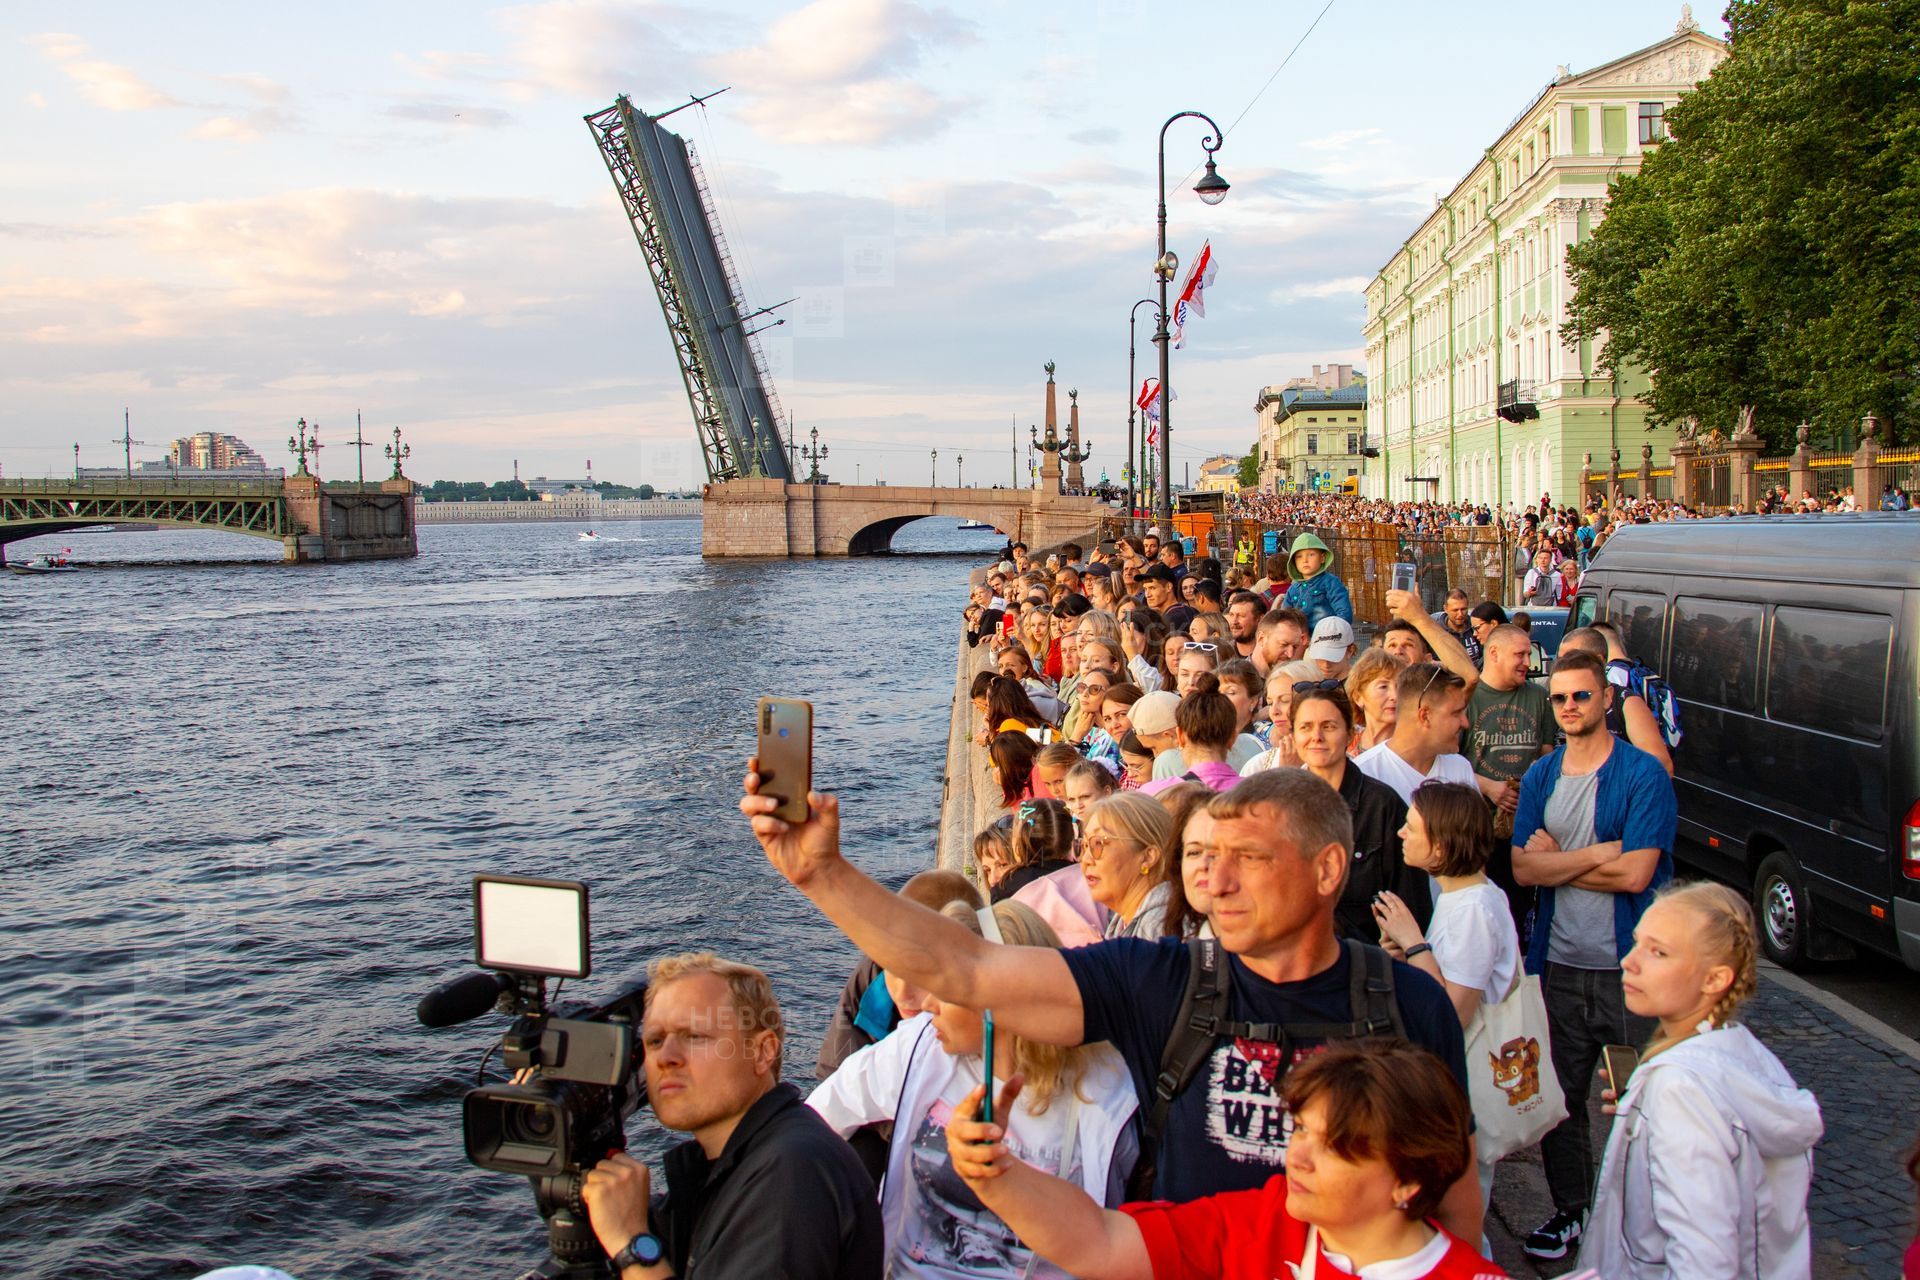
[0, 517, 1001, 1280]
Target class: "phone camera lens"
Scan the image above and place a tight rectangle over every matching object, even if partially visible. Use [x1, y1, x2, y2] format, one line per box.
[778, 728, 789, 738]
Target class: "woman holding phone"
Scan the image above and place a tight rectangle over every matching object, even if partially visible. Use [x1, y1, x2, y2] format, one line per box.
[810, 901, 1137, 1280]
[1579, 882, 1823, 1279]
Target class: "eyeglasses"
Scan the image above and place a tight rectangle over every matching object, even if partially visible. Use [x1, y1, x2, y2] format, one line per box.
[1292, 678, 1342, 696]
[1549, 689, 1597, 706]
[1082, 834, 1138, 856]
[1184, 641, 1219, 653]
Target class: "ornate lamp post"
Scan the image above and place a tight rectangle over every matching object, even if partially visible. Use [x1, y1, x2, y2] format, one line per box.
[930, 448, 938, 488]
[288, 418, 322, 478]
[802, 425, 829, 484]
[1127, 298, 1160, 526]
[1152, 111, 1229, 528]
[384, 425, 411, 479]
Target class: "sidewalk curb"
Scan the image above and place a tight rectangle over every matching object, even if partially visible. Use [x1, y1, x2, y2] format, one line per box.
[1759, 960, 1920, 1065]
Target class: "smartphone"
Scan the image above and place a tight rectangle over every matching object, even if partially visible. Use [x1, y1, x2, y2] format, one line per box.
[756, 697, 814, 824]
[979, 1010, 996, 1123]
[1390, 562, 1416, 594]
[1602, 1043, 1641, 1096]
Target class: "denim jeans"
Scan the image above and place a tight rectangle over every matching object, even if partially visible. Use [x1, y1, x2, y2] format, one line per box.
[1539, 961, 1658, 1216]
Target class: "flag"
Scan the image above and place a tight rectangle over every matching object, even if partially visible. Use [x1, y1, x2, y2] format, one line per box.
[1137, 378, 1176, 445]
[1170, 241, 1217, 349]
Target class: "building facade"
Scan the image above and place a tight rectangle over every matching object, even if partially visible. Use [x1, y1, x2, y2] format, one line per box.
[1360, 24, 1726, 506]
[1195, 453, 1243, 494]
[167, 432, 272, 471]
[1255, 379, 1368, 494]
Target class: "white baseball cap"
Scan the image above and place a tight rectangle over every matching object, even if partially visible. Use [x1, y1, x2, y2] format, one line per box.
[1305, 617, 1356, 663]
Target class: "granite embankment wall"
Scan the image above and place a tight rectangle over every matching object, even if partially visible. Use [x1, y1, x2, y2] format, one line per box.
[935, 618, 997, 877]
[414, 498, 701, 523]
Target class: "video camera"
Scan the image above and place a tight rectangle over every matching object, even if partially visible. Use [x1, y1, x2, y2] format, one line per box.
[417, 875, 649, 1280]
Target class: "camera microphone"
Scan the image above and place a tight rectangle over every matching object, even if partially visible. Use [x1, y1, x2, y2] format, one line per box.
[418, 971, 514, 1028]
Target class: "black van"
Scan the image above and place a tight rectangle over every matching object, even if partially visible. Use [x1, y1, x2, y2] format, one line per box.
[1572, 515, 1920, 972]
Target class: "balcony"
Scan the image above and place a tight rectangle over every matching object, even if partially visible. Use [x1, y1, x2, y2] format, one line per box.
[1497, 379, 1539, 423]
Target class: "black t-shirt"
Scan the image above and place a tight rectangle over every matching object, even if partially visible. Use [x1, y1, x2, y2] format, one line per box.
[1334, 765, 1430, 942]
[1062, 938, 1468, 1201]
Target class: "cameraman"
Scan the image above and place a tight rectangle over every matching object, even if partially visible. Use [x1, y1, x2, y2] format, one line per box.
[581, 953, 882, 1279]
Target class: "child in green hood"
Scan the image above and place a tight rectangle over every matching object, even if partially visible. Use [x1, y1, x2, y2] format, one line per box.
[1281, 531, 1353, 629]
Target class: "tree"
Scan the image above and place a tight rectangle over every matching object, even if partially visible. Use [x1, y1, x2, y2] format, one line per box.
[1237, 447, 1262, 490]
[1564, 0, 1920, 450]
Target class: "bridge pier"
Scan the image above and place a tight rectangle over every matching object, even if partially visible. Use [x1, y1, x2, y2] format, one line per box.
[700, 477, 1106, 557]
[281, 475, 418, 563]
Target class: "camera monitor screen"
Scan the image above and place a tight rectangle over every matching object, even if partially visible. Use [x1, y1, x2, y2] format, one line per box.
[474, 875, 590, 978]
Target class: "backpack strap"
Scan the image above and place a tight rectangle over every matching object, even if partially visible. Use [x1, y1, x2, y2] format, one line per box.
[1127, 937, 1229, 1199]
[1223, 940, 1404, 1041]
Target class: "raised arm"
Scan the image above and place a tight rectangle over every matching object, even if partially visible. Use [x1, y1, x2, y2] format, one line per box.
[1385, 589, 1479, 691]
[946, 1079, 1155, 1280]
[742, 761, 1086, 1046]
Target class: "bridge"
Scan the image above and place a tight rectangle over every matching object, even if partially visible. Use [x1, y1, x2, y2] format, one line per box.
[590, 94, 1111, 557]
[0, 473, 418, 564]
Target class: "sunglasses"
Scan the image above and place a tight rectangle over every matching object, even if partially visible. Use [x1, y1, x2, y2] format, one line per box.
[1183, 641, 1219, 653]
[1292, 678, 1342, 696]
[1549, 689, 1597, 706]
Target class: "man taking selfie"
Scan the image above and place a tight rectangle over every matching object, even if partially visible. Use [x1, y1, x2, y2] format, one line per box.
[581, 953, 882, 1279]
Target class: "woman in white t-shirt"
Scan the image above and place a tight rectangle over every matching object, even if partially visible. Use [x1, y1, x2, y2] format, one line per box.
[1371, 779, 1519, 1204]
[809, 900, 1138, 1279]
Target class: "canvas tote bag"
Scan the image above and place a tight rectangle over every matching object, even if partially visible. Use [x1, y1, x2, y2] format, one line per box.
[1465, 968, 1568, 1162]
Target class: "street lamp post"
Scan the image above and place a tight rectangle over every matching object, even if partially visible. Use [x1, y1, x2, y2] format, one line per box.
[930, 448, 938, 488]
[957, 455, 964, 488]
[1152, 111, 1230, 530]
[1127, 298, 1160, 531]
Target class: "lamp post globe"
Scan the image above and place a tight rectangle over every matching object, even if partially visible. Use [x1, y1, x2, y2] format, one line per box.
[1194, 158, 1230, 206]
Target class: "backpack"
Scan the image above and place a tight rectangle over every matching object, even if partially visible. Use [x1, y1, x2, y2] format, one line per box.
[1125, 937, 1405, 1199]
[1612, 658, 1683, 748]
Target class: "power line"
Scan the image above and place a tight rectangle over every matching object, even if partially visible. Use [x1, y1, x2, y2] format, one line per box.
[1173, 0, 1343, 188]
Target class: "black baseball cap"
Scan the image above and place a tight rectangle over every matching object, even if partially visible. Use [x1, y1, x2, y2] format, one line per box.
[1140, 564, 1177, 584]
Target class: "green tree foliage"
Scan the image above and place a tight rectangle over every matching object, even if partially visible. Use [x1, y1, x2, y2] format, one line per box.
[1564, 0, 1919, 450]
[1237, 447, 1262, 489]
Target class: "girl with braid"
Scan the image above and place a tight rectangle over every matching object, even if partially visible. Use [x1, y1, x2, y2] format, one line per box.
[1581, 882, 1824, 1279]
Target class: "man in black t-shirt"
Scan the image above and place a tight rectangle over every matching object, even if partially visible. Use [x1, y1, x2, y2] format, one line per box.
[741, 764, 1483, 1243]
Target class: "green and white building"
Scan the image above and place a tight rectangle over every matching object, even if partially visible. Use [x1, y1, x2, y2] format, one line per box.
[1360, 21, 1726, 506]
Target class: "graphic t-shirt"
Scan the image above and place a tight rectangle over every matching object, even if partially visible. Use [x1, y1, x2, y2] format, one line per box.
[1062, 938, 1467, 1201]
[1465, 683, 1554, 784]
[1123, 1173, 1507, 1280]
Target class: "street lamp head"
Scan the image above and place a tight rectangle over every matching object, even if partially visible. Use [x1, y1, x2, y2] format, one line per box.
[1193, 158, 1230, 206]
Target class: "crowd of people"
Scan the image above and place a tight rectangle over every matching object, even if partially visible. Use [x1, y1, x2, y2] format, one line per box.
[545, 519, 1920, 1280]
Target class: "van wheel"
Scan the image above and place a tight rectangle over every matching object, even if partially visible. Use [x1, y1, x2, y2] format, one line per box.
[1754, 851, 1811, 969]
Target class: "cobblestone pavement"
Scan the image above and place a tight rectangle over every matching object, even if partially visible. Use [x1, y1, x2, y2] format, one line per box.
[1485, 968, 1920, 1278]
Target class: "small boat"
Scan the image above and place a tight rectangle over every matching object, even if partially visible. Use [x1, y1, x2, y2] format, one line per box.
[577, 531, 603, 542]
[956, 521, 997, 532]
[8, 551, 77, 574]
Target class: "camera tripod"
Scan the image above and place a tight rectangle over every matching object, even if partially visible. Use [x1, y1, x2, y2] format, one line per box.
[510, 1173, 615, 1280]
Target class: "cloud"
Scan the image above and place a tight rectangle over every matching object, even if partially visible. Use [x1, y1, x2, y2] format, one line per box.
[1302, 127, 1386, 152]
[214, 72, 291, 103]
[1068, 127, 1119, 146]
[1270, 275, 1372, 304]
[28, 32, 185, 111]
[386, 101, 516, 128]
[712, 0, 974, 146]
[400, 2, 718, 104]
[193, 108, 300, 142]
[25, 91, 47, 109]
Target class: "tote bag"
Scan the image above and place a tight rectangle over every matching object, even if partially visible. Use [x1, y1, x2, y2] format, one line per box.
[1465, 970, 1568, 1163]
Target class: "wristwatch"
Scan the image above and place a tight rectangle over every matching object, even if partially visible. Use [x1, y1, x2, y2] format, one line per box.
[611, 1231, 667, 1271]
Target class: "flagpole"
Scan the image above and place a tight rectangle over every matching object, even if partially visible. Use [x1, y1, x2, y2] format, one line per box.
[1152, 110, 1228, 532]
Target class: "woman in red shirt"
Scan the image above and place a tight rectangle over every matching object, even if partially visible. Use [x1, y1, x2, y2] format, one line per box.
[947, 1040, 1503, 1279]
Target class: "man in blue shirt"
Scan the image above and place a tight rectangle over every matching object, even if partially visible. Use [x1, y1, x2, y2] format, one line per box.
[1510, 649, 1677, 1262]
[740, 766, 1485, 1244]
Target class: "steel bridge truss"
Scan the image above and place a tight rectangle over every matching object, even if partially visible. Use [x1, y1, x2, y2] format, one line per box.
[586, 96, 791, 483]
[0, 482, 287, 545]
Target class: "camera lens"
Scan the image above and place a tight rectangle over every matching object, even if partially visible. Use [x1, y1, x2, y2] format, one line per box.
[503, 1099, 557, 1142]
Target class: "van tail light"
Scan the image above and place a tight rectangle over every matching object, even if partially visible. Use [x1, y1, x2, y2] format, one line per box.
[1905, 799, 1920, 881]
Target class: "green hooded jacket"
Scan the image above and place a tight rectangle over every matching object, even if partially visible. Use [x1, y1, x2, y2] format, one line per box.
[1286, 531, 1334, 582]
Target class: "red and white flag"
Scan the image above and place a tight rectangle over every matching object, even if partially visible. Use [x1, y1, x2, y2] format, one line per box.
[1137, 378, 1176, 445]
[1170, 241, 1217, 349]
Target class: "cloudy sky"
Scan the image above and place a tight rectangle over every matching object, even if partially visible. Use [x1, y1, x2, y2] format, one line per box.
[2, 0, 1724, 490]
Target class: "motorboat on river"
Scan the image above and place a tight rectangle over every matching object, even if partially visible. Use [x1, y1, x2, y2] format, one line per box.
[8, 551, 77, 574]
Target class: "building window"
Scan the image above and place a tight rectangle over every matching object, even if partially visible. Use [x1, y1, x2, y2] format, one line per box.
[1348, 433, 1358, 453]
[1639, 101, 1666, 144]
[1307, 435, 1319, 455]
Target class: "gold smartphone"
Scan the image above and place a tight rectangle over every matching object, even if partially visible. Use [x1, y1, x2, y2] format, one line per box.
[1602, 1043, 1641, 1096]
[756, 697, 814, 824]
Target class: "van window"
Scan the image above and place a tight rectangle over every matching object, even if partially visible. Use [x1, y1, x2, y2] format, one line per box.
[1606, 590, 1666, 667]
[1668, 597, 1763, 714]
[1768, 607, 1891, 742]
[1571, 594, 1597, 629]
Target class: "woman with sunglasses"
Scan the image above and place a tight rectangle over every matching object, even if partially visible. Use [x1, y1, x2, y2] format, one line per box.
[1292, 682, 1431, 942]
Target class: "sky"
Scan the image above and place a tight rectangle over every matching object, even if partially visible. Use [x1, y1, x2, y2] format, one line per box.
[0, 0, 1728, 490]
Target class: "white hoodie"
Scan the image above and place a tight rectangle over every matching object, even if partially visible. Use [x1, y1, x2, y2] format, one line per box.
[1580, 1023, 1823, 1280]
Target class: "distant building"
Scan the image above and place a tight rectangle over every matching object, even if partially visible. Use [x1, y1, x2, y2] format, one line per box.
[168, 432, 272, 471]
[525, 476, 599, 498]
[1361, 23, 1727, 504]
[1195, 453, 1243, 495]
[1254, 378, 1369, 494]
